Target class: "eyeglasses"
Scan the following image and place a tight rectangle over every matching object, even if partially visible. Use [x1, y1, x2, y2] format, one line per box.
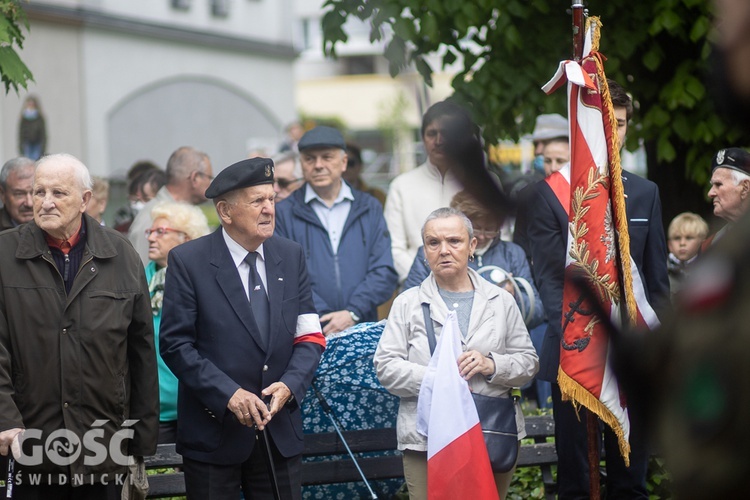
[193, 171, 214, 181]
[145, 227, 185, 238]
[474, 230, 500, 239]
[275, 177, 304, 189]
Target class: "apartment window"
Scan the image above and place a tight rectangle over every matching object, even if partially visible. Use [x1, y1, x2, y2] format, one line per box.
[211, 0, 230, 17]
[343, 56, 376, 75]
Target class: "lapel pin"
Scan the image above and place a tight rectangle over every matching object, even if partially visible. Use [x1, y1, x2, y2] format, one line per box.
[278, 277, 284, 281]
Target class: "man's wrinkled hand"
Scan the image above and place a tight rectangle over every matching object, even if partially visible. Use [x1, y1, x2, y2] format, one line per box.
[262, 382, 292, 416]
[0, 428, 23, 457]
[227, 389, 271, 430]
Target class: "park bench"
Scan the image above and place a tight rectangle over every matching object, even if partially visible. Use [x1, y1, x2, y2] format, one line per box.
[144, 414, 557, 499]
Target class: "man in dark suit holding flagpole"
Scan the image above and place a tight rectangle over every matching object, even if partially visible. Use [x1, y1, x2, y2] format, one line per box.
[519, 80, 670, 498]
[160, 157, 325, 499]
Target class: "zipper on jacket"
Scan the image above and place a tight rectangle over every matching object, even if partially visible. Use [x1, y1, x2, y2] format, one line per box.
[334, 254, 342, 306]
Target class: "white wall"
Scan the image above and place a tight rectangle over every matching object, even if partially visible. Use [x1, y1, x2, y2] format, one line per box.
[82, 27, 296, 176]
[0, 22, 84, 161]
[1, 1, 298, 177]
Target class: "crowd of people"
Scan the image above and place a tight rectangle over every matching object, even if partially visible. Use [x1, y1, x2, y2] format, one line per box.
[0, 92, 744, 500]
[0, 2, 749, 495]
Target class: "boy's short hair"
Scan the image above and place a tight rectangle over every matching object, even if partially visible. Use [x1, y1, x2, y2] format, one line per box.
[668, 212, 709, 240]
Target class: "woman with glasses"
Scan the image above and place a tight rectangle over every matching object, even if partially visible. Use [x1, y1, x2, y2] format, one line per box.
[145, 201, 210, 443]
[404, 190, 544, 329]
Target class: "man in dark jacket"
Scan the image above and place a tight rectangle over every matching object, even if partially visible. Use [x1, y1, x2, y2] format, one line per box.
[275, 126, 398, 335]
[160, 157, 325, 499]
[0, 154, 158, 498]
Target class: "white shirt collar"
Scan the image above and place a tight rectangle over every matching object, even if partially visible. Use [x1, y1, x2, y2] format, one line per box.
[221, 227, 265, 269]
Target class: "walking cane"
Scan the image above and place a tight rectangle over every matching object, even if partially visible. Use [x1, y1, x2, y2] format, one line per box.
[6, 458, 13, 499]
[312, 383, 378, 500]
[257, 426, 281, 500]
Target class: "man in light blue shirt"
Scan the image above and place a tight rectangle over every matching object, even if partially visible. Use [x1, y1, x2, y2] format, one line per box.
[275, 126, 398, 335]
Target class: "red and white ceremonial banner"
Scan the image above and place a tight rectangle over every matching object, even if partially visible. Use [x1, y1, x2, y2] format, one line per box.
[416, 311, 498, 500]
[541, 18, 659, 465]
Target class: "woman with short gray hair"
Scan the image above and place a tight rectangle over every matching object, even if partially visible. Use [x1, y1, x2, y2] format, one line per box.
[374, 208, 539, 499]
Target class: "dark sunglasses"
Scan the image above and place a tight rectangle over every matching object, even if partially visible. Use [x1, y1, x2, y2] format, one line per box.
[275, 177, 304, 189]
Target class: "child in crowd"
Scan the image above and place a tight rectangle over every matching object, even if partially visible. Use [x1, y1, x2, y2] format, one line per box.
[667, 212, 708, 299]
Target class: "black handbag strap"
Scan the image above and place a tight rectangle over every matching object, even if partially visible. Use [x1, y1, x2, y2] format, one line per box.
[422, 303, 437, 355]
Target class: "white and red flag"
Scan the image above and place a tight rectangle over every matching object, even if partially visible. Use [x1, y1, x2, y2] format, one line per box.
[541, 18, 660, 465]
[416, 311, 498, 500]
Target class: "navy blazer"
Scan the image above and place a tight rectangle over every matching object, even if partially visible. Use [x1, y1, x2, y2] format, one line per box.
[159, 229, 323, 464]
[521, 170, 670, 382]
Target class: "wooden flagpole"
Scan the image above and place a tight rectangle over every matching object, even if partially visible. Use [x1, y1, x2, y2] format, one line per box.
[572, 2, 585, 62]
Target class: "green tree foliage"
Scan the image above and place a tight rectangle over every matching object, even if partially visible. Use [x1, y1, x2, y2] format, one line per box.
[321, 0, 743, 205]
[0, 0, 33, 93]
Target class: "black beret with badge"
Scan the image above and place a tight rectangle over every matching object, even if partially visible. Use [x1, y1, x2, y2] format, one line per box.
[712, 147, 750, 175]
[297, 126, 346, 151]
[205, 157, 275, 199]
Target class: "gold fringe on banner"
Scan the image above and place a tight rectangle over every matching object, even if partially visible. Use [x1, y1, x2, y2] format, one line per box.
[559, 367, 632, 466]
[587, 16, 601, 52]
[587, 16, 638, 327]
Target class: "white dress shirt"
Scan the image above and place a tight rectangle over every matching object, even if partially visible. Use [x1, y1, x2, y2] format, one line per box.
[222, 228, 268, 300]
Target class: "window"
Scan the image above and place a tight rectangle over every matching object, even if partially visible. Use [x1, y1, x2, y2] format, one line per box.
[211, 0, 230, 17]
[171, 0, 191, 10]
[343, 56, 376, 75]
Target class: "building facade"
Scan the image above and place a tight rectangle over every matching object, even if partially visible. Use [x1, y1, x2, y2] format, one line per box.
[1, 0, 297, 178]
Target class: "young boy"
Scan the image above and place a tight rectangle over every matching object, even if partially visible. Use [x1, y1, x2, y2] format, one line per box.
[667, 212, 709, 299]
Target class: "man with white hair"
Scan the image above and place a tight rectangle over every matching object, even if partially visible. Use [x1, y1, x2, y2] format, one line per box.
[707, 147, 750, 244]
[0, 154, 158, 497]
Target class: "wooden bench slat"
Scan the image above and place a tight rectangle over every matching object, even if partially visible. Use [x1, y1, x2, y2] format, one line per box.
[144, 443, 182, 468]
[523, 415, 556, 439]
[517, 442, 558, 467]
[301, 456, 404, 485]
[146, 472, 186, 498]
[303, 428, 397, 455]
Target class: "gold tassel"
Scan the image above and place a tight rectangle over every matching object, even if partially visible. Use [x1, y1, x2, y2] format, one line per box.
[586, 16, 602, 53]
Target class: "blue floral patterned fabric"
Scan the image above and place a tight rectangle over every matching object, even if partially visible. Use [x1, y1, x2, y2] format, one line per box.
[302, 321, 403, 499]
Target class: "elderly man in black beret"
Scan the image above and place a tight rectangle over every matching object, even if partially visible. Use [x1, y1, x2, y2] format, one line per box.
[708, 148, 750, 242]
[159, 157, 325, 499]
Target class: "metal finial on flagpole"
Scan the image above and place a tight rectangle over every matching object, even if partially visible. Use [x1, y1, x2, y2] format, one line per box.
[572, 1, 585, 62]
